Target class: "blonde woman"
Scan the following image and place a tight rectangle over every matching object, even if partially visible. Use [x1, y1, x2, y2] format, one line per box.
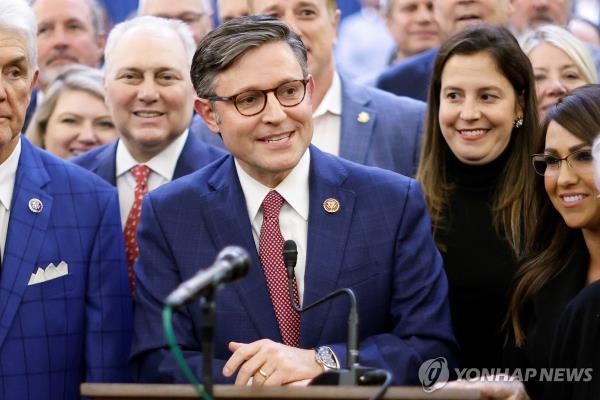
[26, 65, 118, 158]
[521, 25, 598, 120]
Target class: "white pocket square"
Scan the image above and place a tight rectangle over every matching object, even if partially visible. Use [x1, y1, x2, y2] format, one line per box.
[28, 261, 69, 285]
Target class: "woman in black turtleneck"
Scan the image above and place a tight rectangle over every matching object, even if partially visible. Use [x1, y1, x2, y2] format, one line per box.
[416, 26, 539, 369]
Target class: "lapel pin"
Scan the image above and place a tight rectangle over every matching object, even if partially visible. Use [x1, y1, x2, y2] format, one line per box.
[357, 111, 370, 124]
[323, 198, 340, 213]
[28, 198, 43, 214]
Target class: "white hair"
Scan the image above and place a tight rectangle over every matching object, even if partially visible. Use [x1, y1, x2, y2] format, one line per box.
[0, 0, 38, 74]
[594, 136, 600, 191]
[521, 24, 598, 85]
[137, 0, 213, 15]
[104, 15, 197, 69]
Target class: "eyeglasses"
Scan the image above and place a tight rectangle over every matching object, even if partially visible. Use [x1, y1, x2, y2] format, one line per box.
[207, 79, 309, 117]
[531, 149, 594, 176]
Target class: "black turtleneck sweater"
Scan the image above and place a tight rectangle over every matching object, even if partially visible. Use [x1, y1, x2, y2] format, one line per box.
[436, 149, 518, 369]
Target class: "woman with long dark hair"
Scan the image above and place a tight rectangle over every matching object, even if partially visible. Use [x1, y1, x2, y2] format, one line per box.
[417, 24, 539, 369]
[507, 84, 600, 399]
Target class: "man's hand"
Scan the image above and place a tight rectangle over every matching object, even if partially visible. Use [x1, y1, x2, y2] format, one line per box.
[222, 339, 323, 386]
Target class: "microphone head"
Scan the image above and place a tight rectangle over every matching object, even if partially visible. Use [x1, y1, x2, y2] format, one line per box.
[283, 240, 298, 268]
[217, 246, 250, 281]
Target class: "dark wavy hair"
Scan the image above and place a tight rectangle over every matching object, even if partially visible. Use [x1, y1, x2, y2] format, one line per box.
[509, 84, 600, 345]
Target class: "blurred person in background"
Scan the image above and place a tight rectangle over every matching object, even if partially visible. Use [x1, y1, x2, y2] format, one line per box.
[27, 0, 106, 130]
[384, 0, 440, 65]
[26, 65, 117, 159]
[573, 0, 600, 25]
[509, 0, 600, 76]
[569, 16, 600, 47]
[521, 25, 598, 120]
[138, 0, 213, 45]
[510, 0, 570, 36]
[334, 0, 395, 83]
[217, 0, 250, 23]
[417, 25, 538, 369]
[376, 0, 515, 101]
[507, 84, 600, 399]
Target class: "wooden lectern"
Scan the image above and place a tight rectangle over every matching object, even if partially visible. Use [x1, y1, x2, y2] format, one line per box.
[81, 383, 480, 400]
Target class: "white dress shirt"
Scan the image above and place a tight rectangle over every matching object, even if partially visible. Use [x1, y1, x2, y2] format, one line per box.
[116, 130, 189, 228]
[235, 150, 310, 305]
[312, 72, 342, 156]
[0, 138, 21, 263]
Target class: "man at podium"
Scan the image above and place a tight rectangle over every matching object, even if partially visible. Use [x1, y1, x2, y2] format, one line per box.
[130, 16, 457, 387]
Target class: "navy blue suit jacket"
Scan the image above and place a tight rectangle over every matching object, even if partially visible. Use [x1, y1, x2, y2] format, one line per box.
[130, 145, 458, 385]
[190, 77, 426, 177]
[71, 133, 226, 186]
[0, 137, 132, 400]
[376, 48, 439, 102]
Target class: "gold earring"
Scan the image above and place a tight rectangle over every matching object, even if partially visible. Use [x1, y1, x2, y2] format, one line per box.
[513, 116, 524, 128]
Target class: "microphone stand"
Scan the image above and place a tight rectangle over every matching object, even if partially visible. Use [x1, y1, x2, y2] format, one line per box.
[283, 241, 385, 387]
[199, 289, 216, 397]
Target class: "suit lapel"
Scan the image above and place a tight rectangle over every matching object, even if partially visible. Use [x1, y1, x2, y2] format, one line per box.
[93, 142, 118, 186]
[173, 132, 202, 179]
[201, 157, 281, 341]
[0, 138, 53, 348]
[339, 79, 377, 165]
[300, 147, 356, 347]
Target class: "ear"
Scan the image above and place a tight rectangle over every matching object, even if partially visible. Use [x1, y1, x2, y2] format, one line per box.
[516, 93, 525, 118]
[307, 74, 315, 99]
[30, 69, 39, 92]
[194, 98, 221, 133]
[331, 9, 341, 45]
[95, 32, 107, 66]
[506, 0, 516, 19]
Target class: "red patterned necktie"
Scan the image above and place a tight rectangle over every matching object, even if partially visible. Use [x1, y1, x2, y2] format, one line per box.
[259, 190, 301, 347]
[123, 164, 151, 292]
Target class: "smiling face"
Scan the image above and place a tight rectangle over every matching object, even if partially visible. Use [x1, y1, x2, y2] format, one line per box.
[104, 27, 196, 162]
[251, 0, 338, 85]
[44, 89, 117, 158]
[195, 41, 313, 188]
[434, 0, 513, 38]
[439, 51, 522, 165]
[544, 120, 600, 233]
[529, 43, 589, 120]
[386, 0, 440, 59]
[0, 28, 37, 164]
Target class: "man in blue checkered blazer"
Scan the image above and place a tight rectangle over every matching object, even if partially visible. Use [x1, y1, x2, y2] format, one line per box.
[0, 2, 133, 399]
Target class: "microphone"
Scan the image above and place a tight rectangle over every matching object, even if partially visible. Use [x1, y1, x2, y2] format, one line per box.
[283, 240, 386, 387]
[165, 246, 250, 307]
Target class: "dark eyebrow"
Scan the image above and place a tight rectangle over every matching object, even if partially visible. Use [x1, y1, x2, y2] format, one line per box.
[544, 143, 590, 154]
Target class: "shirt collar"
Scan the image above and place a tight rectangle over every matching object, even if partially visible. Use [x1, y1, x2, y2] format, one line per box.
[116, 129, 189, 180]
[0, 137, 21, 211]
[235, 149, 310, 222]
[313, 72, 342, 118]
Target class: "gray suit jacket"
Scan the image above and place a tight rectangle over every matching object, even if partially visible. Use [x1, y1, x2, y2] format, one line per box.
[190, 76, 426, 177]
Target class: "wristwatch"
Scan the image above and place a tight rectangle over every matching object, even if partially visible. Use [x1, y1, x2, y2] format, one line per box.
[314, 346, 340, 371]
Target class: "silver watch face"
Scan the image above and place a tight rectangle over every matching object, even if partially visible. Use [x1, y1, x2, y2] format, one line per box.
[316, 346, 338, 369]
